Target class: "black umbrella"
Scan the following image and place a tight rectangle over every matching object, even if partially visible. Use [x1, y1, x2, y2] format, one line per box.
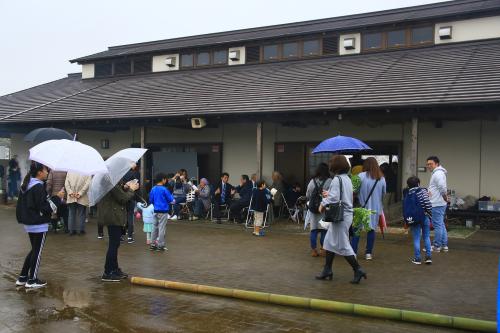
[24, 128, 74, 143]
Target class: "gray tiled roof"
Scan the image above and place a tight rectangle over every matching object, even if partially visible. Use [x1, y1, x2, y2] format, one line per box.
[2, 39, 500, 124]
[70, 0, 500, 63]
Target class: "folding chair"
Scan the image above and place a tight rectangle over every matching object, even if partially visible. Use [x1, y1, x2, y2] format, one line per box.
[210, 202, 230, 222]
[281, 193, 300, 224]
[245, 201, 272, 229]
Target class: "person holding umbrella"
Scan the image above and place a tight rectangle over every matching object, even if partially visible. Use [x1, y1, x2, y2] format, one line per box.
[98, 180, 139, 282]
[15, 161, 65, 288]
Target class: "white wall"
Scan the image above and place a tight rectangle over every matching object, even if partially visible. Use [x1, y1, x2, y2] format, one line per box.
[435, 16, 500, 44]
[81, 64, 95, 79]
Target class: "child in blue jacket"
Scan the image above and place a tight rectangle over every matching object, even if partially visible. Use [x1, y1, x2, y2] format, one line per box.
[149, 173, 175, 251]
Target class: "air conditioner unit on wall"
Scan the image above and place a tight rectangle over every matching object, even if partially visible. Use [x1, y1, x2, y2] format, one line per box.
[439, 26, 452, 39]
[165, 56, 177, 67]
[229, 50, 240, 61]
[343, 38, 356, 50]
[191, 118, 206, 129]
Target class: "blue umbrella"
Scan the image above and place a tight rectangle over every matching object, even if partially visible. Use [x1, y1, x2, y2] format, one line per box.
[312, 135, 371, 154]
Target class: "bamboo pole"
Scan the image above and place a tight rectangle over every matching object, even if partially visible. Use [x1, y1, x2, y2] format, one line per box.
[130, 277, 496, 333]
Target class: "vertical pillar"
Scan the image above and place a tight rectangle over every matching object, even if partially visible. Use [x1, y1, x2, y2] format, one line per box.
[410, 117, 418, 176]
[256, 122, 263, 180]
[140, 126, 146, 195]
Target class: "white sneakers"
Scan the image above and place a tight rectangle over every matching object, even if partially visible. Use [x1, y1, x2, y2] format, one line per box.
[365, 253, 373, 260]
[431, 245, 449, 253]
[170, 215, 178, 221]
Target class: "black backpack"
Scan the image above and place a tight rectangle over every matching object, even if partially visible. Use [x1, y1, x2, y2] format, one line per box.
[308, 179, 326, 213]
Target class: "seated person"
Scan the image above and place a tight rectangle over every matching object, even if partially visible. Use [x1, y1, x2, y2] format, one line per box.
[229, 175, 253, 223]
[212, 172, 233, 223]
[192, 178, 211, 220]
[171, 173, 191, 220]
[285, 182, 302, 207]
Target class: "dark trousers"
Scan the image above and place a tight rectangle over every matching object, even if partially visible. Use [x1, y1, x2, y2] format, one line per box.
[212, 194, 230, 219]
[98, 224, 104, 236]
[20, 232, 47, 280]
[229, 200, 249, 222]
[104, 226, 122, 274]
[122, 201, 135, 237]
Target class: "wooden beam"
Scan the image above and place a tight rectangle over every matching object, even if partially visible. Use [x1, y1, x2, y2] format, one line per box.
[410, 117, 418, 176]
[256, 122, 263, 180]
[140, 126, 146, 196]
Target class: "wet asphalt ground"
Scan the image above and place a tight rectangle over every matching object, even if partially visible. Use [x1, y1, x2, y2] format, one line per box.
[0, 204, 498, 332]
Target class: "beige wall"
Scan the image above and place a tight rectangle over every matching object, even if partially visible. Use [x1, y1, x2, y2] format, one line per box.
[479, 120, 500, 199]
[81, 64, 95, 79]
[435, 16, 500, 44]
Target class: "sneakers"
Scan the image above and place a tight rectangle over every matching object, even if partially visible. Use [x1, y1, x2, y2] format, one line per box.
[156, 246, 167, 252]
[115, 268, 128, 279]
[365, 253, 373, 260]
[442, 246, 449, 252]
[431, 245, 441, 252]
[149, 245, 158, 251]
[15, 276, 28, 286]
[192, 216, 199, 221]
[170, 215, 178, 221]
[25, 279, 47, 289]
[127, 237, 135, 244]
[411, 258, 422, 265]
[425, 256, 433, 265]
[101, 272, 122, 282]
[97, 234, 104, 239]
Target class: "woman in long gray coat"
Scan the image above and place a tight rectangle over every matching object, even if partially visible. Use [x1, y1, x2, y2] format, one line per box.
[316, 155, 366, 284]
[351, 157, 386, 260]
[305, 163, 331, 257]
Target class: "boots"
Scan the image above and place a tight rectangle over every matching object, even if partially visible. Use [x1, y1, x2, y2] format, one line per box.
[344, 255, 367, 284]
[315, 251, 335, 280]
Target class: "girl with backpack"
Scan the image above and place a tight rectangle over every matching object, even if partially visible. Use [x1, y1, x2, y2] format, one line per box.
[403, 176, 433, 265]
[305, 163, 331, 257]
[15, 162, 64, 289]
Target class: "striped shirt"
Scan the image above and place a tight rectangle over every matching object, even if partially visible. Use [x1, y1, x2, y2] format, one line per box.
[411, 187, 433, 217]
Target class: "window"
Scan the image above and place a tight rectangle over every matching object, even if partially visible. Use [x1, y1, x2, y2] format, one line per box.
[363, 32, 383, 50]
[181, 53, 194, 68]
[95, 62, 112, 77]
[263, 44, 279, 61]
[246, 46, 260, 63]
[322, 36, 338, 55]
[133, 59, 151, 73]
[213, 50, 227, 65]
[114, 60, 131, 75]
[411, 26, 433, 44]
[282, 42, 299, 58]
[197, 51, 210, 66]
[387, 30, 406, 48]
[303, 39, 320, 56]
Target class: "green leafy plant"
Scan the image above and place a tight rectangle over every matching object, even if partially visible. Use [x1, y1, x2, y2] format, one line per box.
[352, 207, 375, 236]
[350, 174, 361, 194]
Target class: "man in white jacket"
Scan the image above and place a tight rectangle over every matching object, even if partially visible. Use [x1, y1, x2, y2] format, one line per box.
[426, 156, 449, 252]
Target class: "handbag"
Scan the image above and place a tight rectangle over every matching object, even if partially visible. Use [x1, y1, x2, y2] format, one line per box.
[323, 176, 344, 223]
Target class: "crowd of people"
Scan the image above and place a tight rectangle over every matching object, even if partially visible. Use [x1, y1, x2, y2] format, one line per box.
[13, 152, 449, 287]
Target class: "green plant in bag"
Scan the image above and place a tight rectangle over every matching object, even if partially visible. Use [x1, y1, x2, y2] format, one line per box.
[350, 174, 361, 194]
[352, 207, 375, 236]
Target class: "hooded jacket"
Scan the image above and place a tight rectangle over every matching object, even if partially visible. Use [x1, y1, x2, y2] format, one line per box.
[16, 178, 61, 226]
[428, 166, 448, 207]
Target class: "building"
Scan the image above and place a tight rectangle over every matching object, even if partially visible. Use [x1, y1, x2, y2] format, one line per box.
[1, 0, 500, 200]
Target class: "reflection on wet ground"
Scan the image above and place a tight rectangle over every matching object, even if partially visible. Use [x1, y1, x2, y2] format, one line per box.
[0, 205, 496, 332]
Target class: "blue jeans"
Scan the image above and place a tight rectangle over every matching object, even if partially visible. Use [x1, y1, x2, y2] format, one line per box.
[193, 199, 206, 217]
[351, 229, 375, 255]
[173, 196, 186, 216]
[432, 205, 448, 247]
[310, 229, 326, 250]
[410, 216, 431, 260]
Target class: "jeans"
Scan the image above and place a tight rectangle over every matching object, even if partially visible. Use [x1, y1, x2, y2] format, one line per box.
[432, 205, 448, 247]
[410, 216, 431, 260]
[8, 178, 18, 198]
[310, 229, 327, 250]
[173, 196, 186, 216]
[20, 232, 47, 280]
[193, 199, 206, 217]
[104, 226, 121, 274]
[68, 203, 87, 232]
[351, 229, 375, 255]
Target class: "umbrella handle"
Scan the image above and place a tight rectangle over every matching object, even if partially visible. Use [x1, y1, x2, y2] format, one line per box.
[135, 194, 147, 205]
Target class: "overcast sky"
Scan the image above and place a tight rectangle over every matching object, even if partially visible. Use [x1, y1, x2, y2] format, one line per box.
[0, 0, 446, 96]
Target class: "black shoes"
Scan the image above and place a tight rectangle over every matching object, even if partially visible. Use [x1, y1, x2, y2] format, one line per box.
[25, 278, 47, 289]
[424, 256, 433, 265]
[115, 268, 128, 279]
[15, 276, 28, 286]
[127, 237, 135, 244]
[315, 268, 333, 280]
[101, 272, 122, 282]
[350, 268, 367, 284]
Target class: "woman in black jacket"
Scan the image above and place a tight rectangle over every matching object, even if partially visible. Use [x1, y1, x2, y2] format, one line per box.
[16, 162, 64, 289]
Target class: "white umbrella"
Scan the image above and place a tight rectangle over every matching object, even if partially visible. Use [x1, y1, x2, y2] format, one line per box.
[29, 139, 107, 175]
[88, 148, 147, 206]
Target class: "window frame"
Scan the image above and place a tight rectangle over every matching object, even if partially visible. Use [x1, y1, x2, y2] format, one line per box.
[196, 50, 211, 67]
[282, 41, 300, 59]
[132, 57, 152, 74]
[212, 49, 228, 65]
[386, 29, 407, 49]
[262, 43, 280, 62]
[180, 52, 195, 68]
[301, 39, 322, 58]
[410, 25, 434, 46]
[113, 59, 132, 76]
[94, 61, 113, 78]
[362, 32, 384, 51]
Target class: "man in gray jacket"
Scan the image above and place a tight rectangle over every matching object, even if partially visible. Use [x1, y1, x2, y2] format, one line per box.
[426, 156, 449, 252]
